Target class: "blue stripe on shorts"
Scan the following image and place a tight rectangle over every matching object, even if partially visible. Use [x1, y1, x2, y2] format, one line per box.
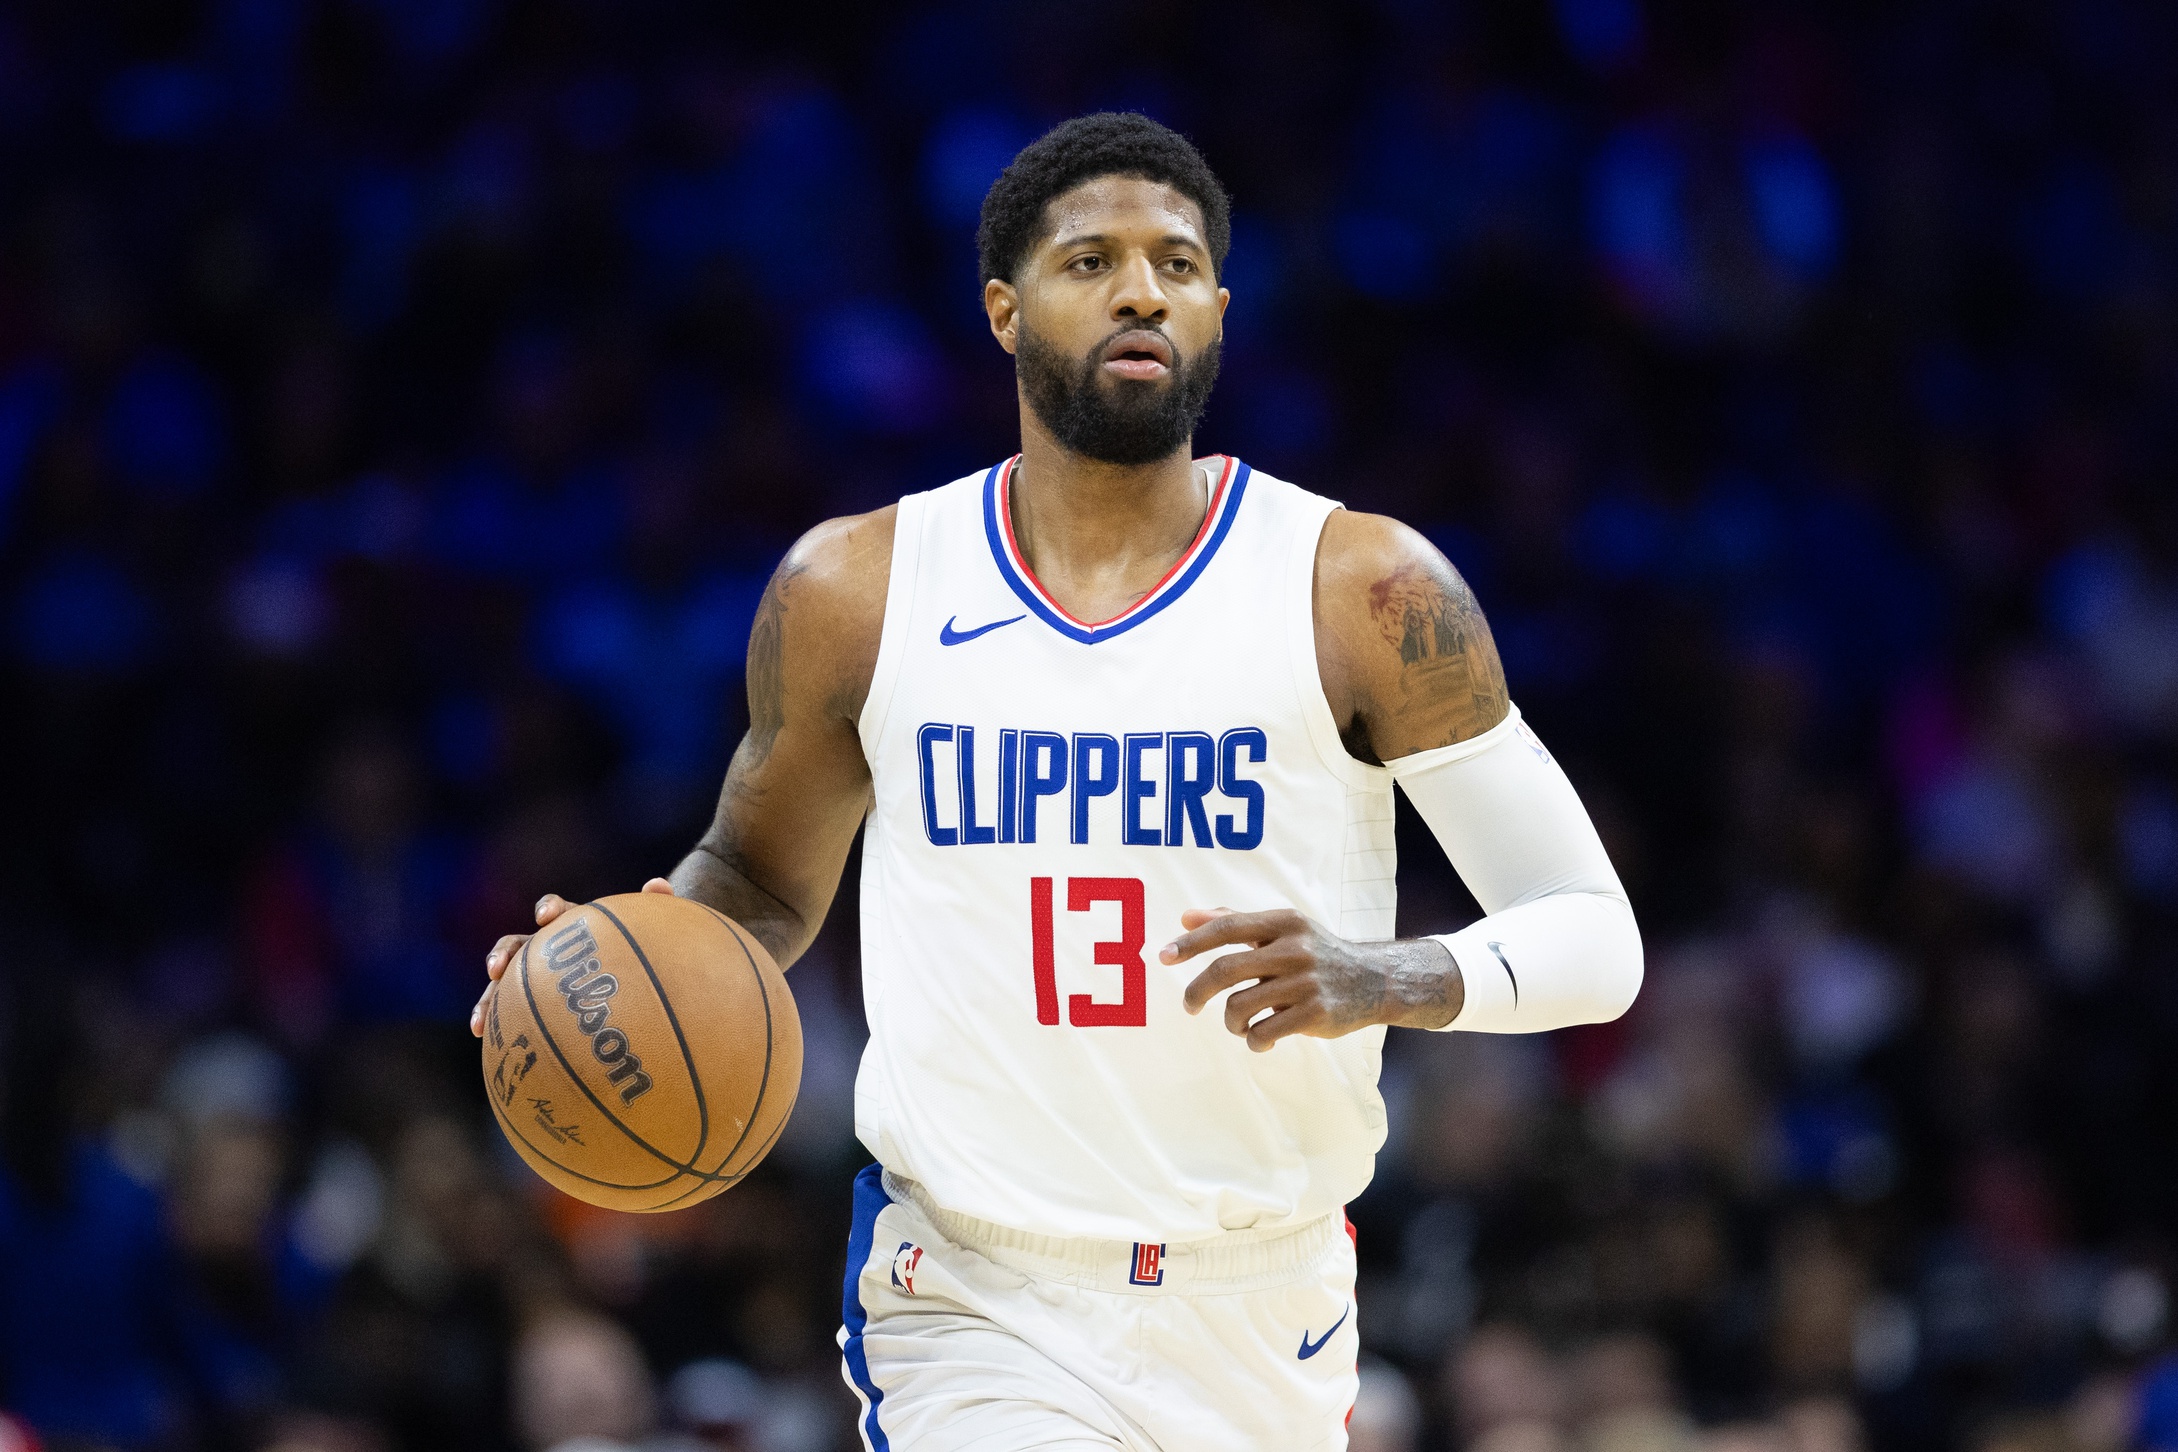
[840, 1162, 892, 1451]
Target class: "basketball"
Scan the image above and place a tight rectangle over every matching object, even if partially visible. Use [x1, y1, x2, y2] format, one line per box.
[481, 892, 801, 1212]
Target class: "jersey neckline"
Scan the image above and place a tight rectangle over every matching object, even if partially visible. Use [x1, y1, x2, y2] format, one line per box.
[981, 453, 1251, 645]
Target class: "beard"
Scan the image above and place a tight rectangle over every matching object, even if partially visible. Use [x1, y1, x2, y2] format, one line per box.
[1017, 320, 1222, 467]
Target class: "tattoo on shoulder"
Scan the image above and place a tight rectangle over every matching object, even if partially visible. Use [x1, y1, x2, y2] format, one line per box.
[1367, 559, 1510, 750]
[744, 556, 808, 763]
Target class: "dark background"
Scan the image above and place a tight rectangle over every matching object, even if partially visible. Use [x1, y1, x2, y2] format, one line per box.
[1, 1, 2176, 1450]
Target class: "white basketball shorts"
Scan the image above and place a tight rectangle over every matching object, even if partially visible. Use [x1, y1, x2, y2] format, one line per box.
[836, 1164, 1360, 1452]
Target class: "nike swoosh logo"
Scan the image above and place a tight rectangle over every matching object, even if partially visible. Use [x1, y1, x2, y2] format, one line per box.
[1297, 1304, 1350, 1360]
[939, 614, 1026, 646]
[1487, 941, 1518, 1008]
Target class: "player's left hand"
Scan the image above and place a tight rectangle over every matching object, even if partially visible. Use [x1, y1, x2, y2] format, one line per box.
[1162, 908, 1461, 1051]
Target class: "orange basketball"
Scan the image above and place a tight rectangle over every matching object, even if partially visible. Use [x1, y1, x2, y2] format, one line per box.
[480, 892, 801, 1212]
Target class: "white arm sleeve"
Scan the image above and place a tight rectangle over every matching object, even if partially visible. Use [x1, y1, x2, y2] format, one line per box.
[1384, 705, 1643, 1033]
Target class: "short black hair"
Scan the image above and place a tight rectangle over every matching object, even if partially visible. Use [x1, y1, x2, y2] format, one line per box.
[977, 112, 1232, 286]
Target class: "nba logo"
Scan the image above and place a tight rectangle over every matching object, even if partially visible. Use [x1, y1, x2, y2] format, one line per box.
[891, 1241, 923, 1295]
[1129, 1242, 1165, 1287]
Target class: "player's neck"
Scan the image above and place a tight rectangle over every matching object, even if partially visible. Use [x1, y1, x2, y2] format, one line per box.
[1008, 425, 1207, 610]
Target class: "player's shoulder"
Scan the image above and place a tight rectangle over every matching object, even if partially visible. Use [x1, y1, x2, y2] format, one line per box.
[785, 503, 897, 572]
[1308, 508, 1491, 737]
[1312, 507, 1465, 603]
[1230, 459, 1438, 562]
[775, 504, 896, 610]
[764, 505, 897, 716]
[762, 505, 897, 699]
[772, 460, 992, 619]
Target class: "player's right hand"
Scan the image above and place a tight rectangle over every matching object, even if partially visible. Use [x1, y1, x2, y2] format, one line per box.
[470, 878, 673, 1037]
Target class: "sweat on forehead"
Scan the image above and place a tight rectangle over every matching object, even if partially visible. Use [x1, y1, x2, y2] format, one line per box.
[1040, 177, 1209, 245]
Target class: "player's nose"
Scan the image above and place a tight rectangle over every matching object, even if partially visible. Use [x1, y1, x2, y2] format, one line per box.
[1108, 252, 1169, 322]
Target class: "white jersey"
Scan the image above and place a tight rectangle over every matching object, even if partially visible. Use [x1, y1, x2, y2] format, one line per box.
[854, 455, 1398, 1243]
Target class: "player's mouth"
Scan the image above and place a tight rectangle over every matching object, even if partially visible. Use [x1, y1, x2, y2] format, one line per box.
[1100, 330, 1173, 382]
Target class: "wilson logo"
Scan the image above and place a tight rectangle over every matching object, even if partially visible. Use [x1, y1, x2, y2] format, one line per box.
[541, 921, 655, 1104]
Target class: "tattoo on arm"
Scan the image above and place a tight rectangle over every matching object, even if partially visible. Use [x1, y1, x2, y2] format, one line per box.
[1367, 560, 1510, 751]
[667, 554, 819, 964]
[1383, 937, 1465, 1030]
[741, 557, 805, 769]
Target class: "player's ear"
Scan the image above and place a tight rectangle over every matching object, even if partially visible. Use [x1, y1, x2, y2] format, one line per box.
[985, 278, 1021, 355]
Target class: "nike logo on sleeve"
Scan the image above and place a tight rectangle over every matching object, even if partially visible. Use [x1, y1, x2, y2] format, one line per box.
[939, 614, 1026, 646]
[1486, 940, 1518, 1007]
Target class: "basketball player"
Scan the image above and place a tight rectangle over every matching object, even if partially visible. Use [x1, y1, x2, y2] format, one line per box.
[474, 113, 1642, 1451]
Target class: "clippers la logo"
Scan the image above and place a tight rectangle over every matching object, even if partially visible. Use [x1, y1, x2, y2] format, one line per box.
[1129, 1242, 1165, 1287]
[891, 1241, 924, 1295]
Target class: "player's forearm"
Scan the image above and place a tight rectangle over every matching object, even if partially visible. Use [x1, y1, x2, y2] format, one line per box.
[1366, 906, 1643, 1033]
[1428, 892, 1641, 1032]
[668, 842, 816, 968]
[1386, 706, 1645, 1034]
[1370, 937, 1465, 1030]
[678, 697, 870, 970]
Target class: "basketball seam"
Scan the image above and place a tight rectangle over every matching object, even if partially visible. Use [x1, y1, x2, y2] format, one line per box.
[517, 914, 733, 1183]
[592, 899, 712, 1168]
[642, 1078, 800, 1213]
[731, 1077, 797, 1178]
[492, 936, 708, 1191]
[487, 1080, 696, 1194]
[686, 901, 779, 1177]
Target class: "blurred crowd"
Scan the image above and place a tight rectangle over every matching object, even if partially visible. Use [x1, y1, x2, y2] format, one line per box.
[2, 0, 2177, 1450]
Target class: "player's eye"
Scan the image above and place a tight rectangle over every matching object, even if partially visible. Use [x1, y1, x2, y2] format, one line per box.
[1070, 255, 1106, 273]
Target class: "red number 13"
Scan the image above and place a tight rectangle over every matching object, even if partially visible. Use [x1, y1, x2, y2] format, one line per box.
[1030, 877, 1146, 1027]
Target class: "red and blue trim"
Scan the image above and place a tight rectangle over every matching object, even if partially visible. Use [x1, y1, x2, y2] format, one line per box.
[981, 454, 1249, 645]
